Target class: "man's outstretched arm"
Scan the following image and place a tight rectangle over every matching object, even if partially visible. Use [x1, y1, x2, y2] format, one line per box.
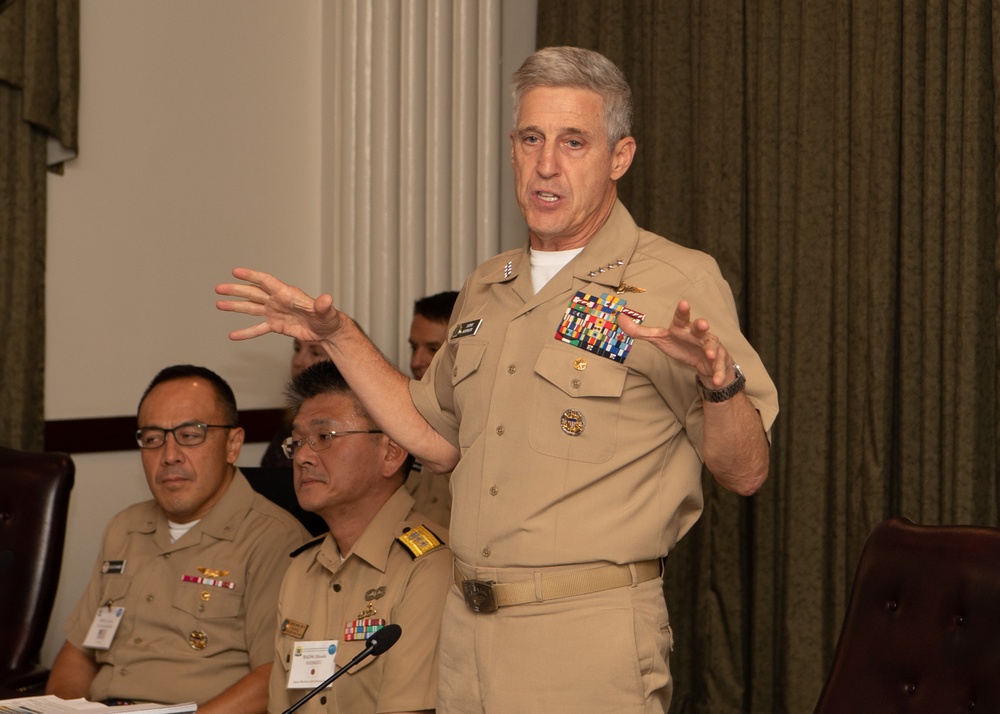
[216, 268, 460, 474]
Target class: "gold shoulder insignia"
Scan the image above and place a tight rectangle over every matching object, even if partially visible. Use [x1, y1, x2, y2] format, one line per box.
[396, 524, 444, 559]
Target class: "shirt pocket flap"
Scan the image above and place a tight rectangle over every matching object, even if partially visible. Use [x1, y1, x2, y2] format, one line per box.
[534, 343, 628, 398]
[98, 575, 132, 603]
[451, 340, 487, 386]
[172, 567, 245, 619]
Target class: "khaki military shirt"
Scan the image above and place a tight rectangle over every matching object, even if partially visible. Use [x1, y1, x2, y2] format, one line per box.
[411, 200, 779, 568]
[404, 461, 452, 529]
[64, 470, 309, 704]
[268, 487, 450, 714]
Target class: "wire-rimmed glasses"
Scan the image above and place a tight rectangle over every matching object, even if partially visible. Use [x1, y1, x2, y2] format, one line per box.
[135, 422, 237, 449]
[281, 429, 384, 459]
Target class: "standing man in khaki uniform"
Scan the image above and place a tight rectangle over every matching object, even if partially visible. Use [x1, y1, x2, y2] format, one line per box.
[405, 290, 459, 529]
[217, 46, 778, 713]
[267, 361, 450, 714]
[47, 365, 309, 712]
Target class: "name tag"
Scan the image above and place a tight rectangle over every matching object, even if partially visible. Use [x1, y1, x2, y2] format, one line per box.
[83, 606, 125, 650]
[288, 640, 339, 688]
[451, 319, 482, 339]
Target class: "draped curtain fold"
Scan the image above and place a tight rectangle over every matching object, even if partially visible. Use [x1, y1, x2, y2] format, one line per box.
[322, 0, 503, 367]
[0, 0, 78, 451]
[538, 1, 1000, 711]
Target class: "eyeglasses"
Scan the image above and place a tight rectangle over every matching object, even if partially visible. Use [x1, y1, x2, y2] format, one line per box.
[135, 423, 237, 449]
[281, 429, 384, 459]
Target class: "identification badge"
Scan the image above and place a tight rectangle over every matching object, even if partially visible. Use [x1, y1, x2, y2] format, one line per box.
[451, 319, 482, 339]
[288, 640, 339, 688]
[281, 618, 309, 639]
[83, 606, 125, 650]
[101, 560, 126, 574]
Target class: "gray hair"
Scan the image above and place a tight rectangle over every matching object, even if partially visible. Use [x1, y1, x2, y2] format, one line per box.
[511, 46, 633, 147]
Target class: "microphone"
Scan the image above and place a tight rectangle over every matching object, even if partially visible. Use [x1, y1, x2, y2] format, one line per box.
[282, 623, 402, 714]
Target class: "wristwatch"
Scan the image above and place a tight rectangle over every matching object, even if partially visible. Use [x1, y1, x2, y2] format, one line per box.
[696, 364, 746, 403]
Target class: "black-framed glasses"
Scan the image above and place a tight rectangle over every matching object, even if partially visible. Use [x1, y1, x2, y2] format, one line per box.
[281, 429, 384, 459]
[135, 423, 237, 449]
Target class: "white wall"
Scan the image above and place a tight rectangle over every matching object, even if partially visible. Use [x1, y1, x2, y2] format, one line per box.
[42, 0, 536, 669]
[42, 0, 322, 666]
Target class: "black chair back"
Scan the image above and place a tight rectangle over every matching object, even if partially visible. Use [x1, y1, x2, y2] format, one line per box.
[0, 446, 74, 693]
[814, 517, 1000, 713]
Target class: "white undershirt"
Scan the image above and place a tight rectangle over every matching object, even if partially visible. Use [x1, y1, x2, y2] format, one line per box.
[168, 519, 200, 543]
[530, 247, 584, 294]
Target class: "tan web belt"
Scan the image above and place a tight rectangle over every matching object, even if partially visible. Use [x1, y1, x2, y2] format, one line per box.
[455, 559, 662, 613]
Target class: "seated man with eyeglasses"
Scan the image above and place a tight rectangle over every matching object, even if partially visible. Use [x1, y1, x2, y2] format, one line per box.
[46, 364, 310, 713]
[268, 360, 451, 714]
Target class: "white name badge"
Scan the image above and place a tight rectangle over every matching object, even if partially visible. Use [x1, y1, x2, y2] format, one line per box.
[83, 606, 125, 650]
[288, 640, 339, 688]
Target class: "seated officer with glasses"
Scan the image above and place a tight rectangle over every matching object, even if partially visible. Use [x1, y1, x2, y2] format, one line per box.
[47, 365, 309, 713]
[268, 361, 451, 714]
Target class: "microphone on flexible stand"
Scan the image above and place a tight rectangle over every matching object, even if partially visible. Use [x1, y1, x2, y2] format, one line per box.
[282, 623, 402, 714]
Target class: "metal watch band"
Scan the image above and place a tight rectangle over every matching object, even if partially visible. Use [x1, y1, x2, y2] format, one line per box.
[696, 364, 746, 403]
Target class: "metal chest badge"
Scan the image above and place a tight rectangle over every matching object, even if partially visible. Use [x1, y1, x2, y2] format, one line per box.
[555, 291, 645, 364]
[560, 409, 586, 436]
[344, 600, 386, 641]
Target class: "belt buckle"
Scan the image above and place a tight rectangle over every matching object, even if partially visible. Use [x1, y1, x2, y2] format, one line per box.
[462, 579, 498, 613]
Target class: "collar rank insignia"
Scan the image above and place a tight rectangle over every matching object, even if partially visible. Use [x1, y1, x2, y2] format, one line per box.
[587, 259, 624, 278]
[396, 525, 444, 559]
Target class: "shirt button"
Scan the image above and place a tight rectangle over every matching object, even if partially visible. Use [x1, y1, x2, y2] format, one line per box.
[145, 594, 154, 603]
[507, 364, 516, 374]
[496, 425, 505, 436]
[333, 583, 342, 592]
[453, 368, 458, 377]
[571, 379, 581, 388]
[489, 486, 498, 496]
[163, 553, 171, 559]
[320, 697, 327, 705]
[119, 668, 128, 676]
[134, 637, 142, 644]
[482, 546, 491, 557]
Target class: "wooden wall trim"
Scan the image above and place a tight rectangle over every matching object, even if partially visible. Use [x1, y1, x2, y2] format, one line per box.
[44, 408, 286, 454]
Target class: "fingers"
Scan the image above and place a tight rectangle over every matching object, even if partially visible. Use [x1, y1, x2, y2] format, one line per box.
[227, 321, 273, 342]
[230, 266, 281, 288]
[215, 298, 265, 317]
[706, 343, 730, 386]
[671, 300, 691, 327]
[215, 282, 264, 300]
[314, 293, 335, 315]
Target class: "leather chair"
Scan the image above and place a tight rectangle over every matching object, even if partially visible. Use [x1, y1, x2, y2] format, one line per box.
[0, 446, 75, 698]
[814, 516, 1000, 713]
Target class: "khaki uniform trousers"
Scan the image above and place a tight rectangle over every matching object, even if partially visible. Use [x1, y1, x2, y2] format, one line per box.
[438, 558, 673, 713]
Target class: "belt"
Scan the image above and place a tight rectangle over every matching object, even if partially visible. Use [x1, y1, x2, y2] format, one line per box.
[455, 559, 662, 613]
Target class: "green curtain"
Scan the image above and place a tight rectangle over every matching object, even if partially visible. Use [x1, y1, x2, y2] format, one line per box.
[0, 0, 78, 451]
[538, 1, 1000, 712]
